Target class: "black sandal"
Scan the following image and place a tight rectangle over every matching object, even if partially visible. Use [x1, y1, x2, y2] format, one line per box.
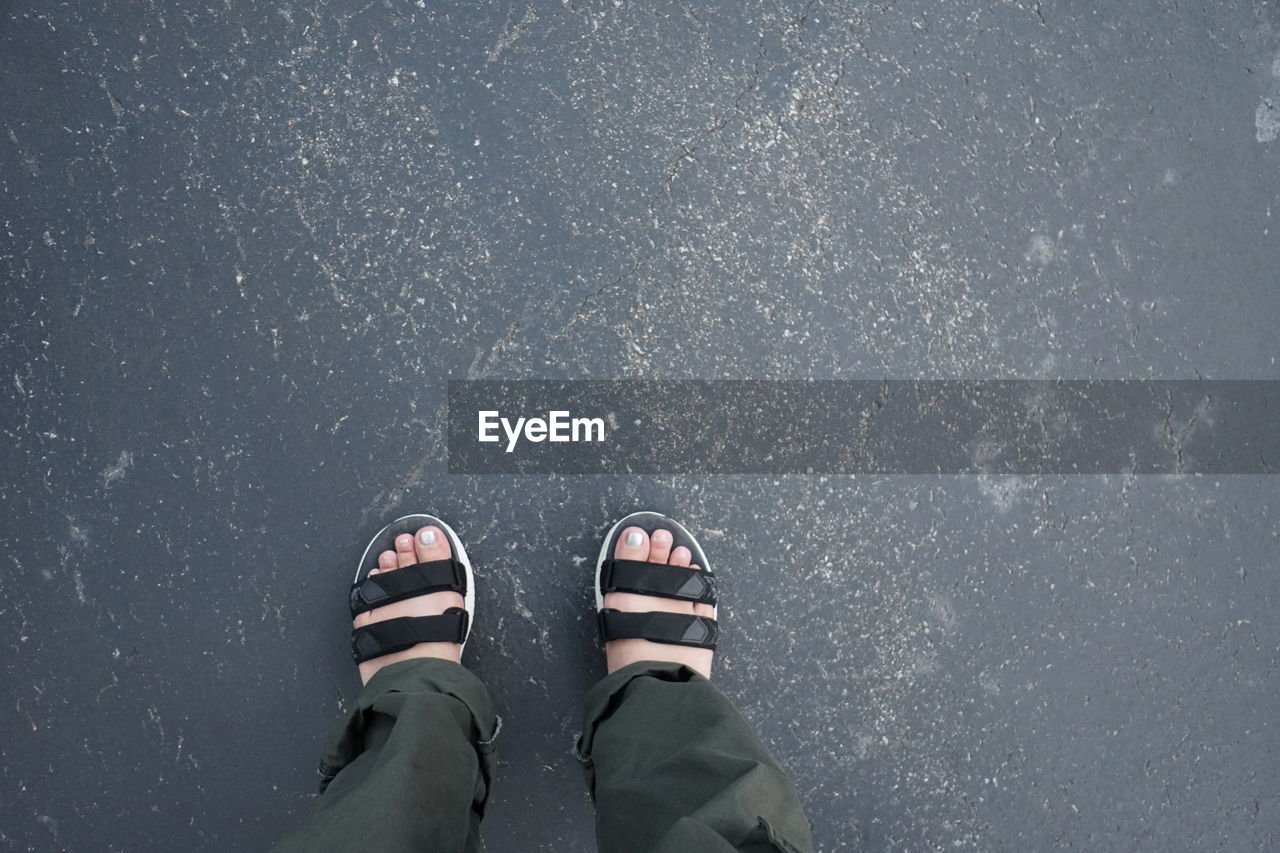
[348, 514, 476, 664]
[594, 510, 719, 650]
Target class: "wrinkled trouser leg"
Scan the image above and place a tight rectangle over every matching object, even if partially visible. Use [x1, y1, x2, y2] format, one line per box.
[577, 661, 815, 853]
[272, 658, 500, 853]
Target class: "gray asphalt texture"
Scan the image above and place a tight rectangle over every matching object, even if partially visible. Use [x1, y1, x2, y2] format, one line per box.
[2, 1, 1278, 851]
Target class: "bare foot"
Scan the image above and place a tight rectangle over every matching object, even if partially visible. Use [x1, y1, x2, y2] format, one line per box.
[353, 525, 465, 685]
[603, 526, 715, 679]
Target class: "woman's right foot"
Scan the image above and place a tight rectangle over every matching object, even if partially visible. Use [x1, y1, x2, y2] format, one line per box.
[603, 526, 716, 679]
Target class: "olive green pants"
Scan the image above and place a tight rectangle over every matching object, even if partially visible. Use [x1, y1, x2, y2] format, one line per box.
[272, 658, 813, 853]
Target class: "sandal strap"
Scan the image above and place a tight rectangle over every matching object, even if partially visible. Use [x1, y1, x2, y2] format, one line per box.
[599, 559, 718, 605]
[598, 609, 719, 650]
[351, 609, 470, 663]
[349, 558, 466, 616]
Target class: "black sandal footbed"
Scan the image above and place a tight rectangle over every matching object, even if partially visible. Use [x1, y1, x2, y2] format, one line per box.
[594, 510, 720, 650]
[349, 514, 476, 662]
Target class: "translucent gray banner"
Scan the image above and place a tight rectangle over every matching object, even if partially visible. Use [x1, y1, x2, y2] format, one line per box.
[447, 380, 1279, 475]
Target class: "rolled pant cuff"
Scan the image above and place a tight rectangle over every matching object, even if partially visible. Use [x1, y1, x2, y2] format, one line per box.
[574, 659, 815, 853]
[575, 659, 706, 763]
[318, 657, 499, 787]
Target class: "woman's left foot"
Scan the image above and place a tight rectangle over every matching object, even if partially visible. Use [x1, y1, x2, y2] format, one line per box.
[354, 525, 465, 685]
[603, 526, 716, 679]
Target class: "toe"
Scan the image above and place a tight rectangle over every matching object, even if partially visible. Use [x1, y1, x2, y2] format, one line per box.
[615, 525, 649, 559]
[605, 524, 661, 616]
[688, 561, 715, 618]
[671, 547, 714, 617]
[648, 528, 673, 563]
[395, 533, 417, 568]
[371, 549, 397, 575]
[414, 525, 451, 562]
[355, 550, 400, 627]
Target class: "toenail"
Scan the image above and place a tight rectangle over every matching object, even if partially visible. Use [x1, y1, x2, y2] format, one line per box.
[652, 529, 672, 542]
[418, 529, 437, 546]
[397, 534, 413, 547]
[625, 531, 643, 547]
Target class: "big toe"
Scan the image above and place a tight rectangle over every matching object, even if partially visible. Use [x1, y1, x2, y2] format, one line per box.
[414, 525, 451, 562]
[615, 526, 649, 559]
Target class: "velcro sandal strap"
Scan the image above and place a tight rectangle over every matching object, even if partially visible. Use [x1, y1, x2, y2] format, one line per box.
[598, 609, 719, 650]
[351, 609, 469, 663]
[349, 559, 466, 616]
[599, 559, 718, 605]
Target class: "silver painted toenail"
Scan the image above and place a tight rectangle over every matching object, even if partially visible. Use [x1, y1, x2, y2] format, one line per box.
[625, 531, 644, 547]
[419, 529, 437, 546]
